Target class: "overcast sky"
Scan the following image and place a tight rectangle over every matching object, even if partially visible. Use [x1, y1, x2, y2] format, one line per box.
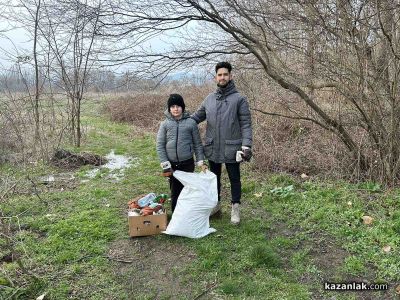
[0, 25, 32, 70]
[0, 11, 214, 81]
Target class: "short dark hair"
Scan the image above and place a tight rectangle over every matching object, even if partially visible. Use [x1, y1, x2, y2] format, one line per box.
[215, 62, 232, 73]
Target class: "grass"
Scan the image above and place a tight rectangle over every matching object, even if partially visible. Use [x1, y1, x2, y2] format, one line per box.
[1, 103, 399, 299]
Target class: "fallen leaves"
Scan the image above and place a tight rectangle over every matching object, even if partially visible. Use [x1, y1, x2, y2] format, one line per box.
[382, 245, 391, 253]
[396, 285, 400, 295]
[254, 192, 263, 198]
[300, 173, 308, 179]
[361, 215, 374, 225]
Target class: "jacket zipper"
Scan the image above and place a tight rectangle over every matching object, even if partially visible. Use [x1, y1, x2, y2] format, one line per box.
[175, 120, 180, 162]
[217, 95, 223, 161]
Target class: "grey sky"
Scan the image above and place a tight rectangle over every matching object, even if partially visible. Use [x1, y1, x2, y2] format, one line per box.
[0, 25, 32, 69]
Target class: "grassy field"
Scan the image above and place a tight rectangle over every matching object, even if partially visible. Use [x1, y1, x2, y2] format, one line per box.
[1, 104, 399, 299]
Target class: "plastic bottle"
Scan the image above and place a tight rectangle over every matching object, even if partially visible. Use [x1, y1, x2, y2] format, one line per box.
[149, 202, 159, 209]
[137, 193, 156, 207]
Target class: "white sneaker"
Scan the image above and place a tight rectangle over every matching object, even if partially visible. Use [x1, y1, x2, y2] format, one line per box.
[211, 202, 221, 216]
[231, 203, 240, 225]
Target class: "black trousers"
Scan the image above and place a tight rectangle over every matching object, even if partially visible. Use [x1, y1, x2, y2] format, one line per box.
[209, 160, 241, 204]
[169, 158, 195, 212]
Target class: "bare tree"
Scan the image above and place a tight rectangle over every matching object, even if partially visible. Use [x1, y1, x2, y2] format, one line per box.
[0, 0, 104, 160]
[33, 0, 41, 144]
[9, 0, 106, 148]
[35, 0, 105, 147]
[100, 0, 400, 183]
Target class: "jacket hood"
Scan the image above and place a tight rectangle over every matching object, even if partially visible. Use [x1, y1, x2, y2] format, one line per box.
[164, 109, 191, 120]
[216, 80, 238, 97]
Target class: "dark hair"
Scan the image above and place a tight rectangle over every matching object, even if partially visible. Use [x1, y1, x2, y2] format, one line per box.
[215, 61, 232, 73]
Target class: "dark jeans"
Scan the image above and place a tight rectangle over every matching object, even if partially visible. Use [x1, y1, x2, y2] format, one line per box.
[169, 158, 195, 212]
[209, 160, 241, 204]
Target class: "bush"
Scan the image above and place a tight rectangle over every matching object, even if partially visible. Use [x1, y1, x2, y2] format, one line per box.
[104, 85, 212, 133]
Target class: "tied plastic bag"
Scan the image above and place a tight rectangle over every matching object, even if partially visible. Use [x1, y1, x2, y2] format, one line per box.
[163, 170, 218, 238]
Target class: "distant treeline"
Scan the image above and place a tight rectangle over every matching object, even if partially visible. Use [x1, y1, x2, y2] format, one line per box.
[0, 66, 208, 93]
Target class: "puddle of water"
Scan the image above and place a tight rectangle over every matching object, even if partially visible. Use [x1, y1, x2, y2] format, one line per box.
[85, 150, 139, 181]
[104, 150, 132, 170]
[86, 169, 100, 178]
[38, 173, 75, 184]
[45, 175, 55, 182]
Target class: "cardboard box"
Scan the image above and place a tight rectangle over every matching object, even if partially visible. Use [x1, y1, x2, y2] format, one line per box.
[128, 211, 168, 237]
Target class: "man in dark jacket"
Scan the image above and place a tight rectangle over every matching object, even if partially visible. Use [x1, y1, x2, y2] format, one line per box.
[192, 62, 253, 225]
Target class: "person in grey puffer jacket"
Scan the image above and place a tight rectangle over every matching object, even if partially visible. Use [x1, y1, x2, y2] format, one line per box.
[192, 62, 253, 225]
[157, 94, 206, 212]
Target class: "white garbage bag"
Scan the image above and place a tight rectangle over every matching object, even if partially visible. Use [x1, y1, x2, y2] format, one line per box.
[163, 170, 218, 238]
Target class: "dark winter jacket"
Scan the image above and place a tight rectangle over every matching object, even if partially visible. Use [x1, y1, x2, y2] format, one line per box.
[191, 80, 252, 163]
[156, 110, 204, 163]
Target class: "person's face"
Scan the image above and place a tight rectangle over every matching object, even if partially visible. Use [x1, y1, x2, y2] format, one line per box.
[215, 67, 232, 87]
[170, 105, 183, 119]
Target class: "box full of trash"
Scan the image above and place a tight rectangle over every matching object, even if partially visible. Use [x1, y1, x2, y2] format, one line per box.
[127, 193, 168, 237]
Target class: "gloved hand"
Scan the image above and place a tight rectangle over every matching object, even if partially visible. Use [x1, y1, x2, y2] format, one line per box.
[241, 146, 252, 162]
[160, 161, 173, 177]
[236, 150, 244, 162]
[236, 146, 252, 162]
[196, 160, 208, 172]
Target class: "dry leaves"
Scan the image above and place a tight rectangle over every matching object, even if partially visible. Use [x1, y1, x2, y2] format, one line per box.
[382, 245, 391, 253]
[361, 215, 374, 225]
[300, 173, 308, 179]
[253, 192, 263, 198]
[396, 285, 400, 295]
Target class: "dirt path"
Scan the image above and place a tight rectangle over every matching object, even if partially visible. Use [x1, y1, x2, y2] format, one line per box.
[108, 237, 201, 299]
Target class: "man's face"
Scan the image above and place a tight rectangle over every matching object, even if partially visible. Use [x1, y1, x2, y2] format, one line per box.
[215, 67, 232, 88]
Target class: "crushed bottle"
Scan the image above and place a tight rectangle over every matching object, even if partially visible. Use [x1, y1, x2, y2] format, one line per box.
[137, 193, 157, 207]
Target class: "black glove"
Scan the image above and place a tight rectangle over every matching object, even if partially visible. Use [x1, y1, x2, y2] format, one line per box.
[241, 146, 252, 162]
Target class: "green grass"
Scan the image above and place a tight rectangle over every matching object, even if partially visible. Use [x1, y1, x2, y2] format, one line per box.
[1, 107, 399, 299]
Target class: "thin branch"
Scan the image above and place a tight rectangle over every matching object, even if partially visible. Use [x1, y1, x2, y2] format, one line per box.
[252, 108, 331, 131]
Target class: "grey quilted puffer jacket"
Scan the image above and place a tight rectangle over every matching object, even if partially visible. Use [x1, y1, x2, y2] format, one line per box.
[191, 80, 252, 163]
[156, 110, 204, 163]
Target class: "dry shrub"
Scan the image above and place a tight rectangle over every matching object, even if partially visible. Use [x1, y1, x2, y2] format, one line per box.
[251, 112, 352, 178]
[0, 92, 71, 164]
[0, 121, 20, 162]
[0, 95, 33, 163]
[104, 93, 166, 132]
[235, 71, 360, 180]
[104, 84, 213, 132]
